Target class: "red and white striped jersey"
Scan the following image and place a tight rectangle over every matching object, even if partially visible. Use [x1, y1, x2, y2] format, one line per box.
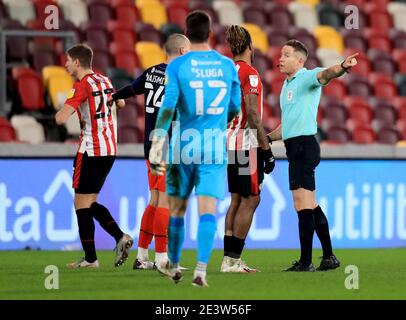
[227, 60, 263, 151]
[65, 73, 117, 157]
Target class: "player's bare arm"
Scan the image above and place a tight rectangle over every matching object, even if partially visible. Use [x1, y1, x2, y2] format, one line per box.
[115, 99, 125, 109]
[245, 94, 269, 150]
[267, 124, 282, 142]
[55, 103, 75, 125]
[317, 53, 358, 85]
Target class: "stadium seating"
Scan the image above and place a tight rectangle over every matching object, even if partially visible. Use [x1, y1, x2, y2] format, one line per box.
[1, 0, 405, 145]
[0, 117, 17, 142]
[135, 41, 166, 69]
[48, 74, 74, 110]
[57, 0, 89, 27]
[10, 115, 45, 144]
[288, 2, 319, 33]
[314, 26, 344, 54]
[137, 1, 168, 30]
[213, 0, 244, 26]
[241, 23, 269, 54]
[111, 0, 139, 28]
[3, 0, 35, 26]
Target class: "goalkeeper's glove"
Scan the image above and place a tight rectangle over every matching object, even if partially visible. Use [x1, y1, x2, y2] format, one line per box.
[261, 147, 275, 174]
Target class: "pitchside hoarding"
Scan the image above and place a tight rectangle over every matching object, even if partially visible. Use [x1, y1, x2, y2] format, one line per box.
[0, 159, 405, 250]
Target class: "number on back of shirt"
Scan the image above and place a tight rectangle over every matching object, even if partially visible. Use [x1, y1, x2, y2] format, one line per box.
[189, 80, 227, 115]
[145, 82, 164, 113]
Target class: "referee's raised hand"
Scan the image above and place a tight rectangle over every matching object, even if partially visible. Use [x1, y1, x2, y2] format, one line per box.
[342, 53, 359, 69]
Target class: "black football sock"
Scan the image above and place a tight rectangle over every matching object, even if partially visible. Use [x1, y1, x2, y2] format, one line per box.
[228, 235, 245, 259]
[76, 208, 97, 263]
[224, 235, 233, 257]
[91, 202, 123, 243]
[298, 209, 315, 266]
[313, 206, 333, 259]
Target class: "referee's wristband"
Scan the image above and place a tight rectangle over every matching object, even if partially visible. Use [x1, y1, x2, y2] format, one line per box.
[340, 61, 351, 73]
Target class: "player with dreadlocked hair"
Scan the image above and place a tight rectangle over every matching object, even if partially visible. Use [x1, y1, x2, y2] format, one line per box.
[221, 25, 275, 273]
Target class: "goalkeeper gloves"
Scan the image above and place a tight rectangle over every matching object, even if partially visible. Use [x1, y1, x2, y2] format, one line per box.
[261, 147, 275, 174]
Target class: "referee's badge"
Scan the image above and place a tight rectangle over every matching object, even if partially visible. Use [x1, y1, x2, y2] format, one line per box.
[287, 90, 293, 101]
[249, 75, 259, 87]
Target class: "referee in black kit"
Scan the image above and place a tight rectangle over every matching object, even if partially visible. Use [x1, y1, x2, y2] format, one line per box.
[267, 40, 358, 271]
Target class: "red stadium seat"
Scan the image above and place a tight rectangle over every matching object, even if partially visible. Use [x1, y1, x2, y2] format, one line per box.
[322, 79, 347, 99]
[14, 69, 46, 111]
[135, 23, 163, 46]
[111, 0, 139, 28]
[87, 0, 114, 25]
[352, 126, 376, 144]
[345, 96, 373, 126]
[326, 126, 351, 144]
[365, 30, 392, 54]
[107, 21, 136, 51]
[394, 97, 406, 120]
[323, 101, 348, 124]
[92, 50, 112, 74]
[368, 10, 393, 34]
[110, 47, 140, 77]
[349, 55, 371, 78]
[265, 28, 289, 48]
[267, 3, 293, 29]
[166, 4, 189, 29]
[377, 127, 401, 144]
[0, 124, 17, 142]
[369, 73, 398, 100]
[345, 75, 373, 98]
[242, 4, 268, 28]
[393, 49, 406, 73]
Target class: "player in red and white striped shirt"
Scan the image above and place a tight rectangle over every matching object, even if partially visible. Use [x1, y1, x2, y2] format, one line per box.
[222, 26, 275, 273]
[56, 44, 133, 269]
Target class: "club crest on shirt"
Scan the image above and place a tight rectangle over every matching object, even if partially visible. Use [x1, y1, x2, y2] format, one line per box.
[249, 75, 258, 87]
[164, 75, 169, 85]
[67, 89, 75, 99]
[287, 90, 293, 101]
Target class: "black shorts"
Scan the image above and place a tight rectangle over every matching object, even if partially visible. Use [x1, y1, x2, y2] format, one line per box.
[72, 152, 115, 194]
[284, 135, 320, 191]
[227, 149, 264, 198]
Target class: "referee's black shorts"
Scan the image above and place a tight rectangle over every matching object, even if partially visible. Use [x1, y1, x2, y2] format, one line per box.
[284, 135, 320, 191]
[72, 152, 115, 194]
[227, 149, 264, 198]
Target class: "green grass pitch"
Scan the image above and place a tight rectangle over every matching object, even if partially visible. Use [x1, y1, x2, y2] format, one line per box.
[0, 249, 405, 300]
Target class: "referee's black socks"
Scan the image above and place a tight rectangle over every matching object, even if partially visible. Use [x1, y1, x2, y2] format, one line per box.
[313, 205, 333, 259]
[76, 208, 97, 263]
[91, 202, 123, 243]
[223, 235, 233, 257]
[298, 209, 315, 266]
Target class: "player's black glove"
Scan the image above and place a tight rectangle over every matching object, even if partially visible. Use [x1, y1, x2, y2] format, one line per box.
[261, 147, 275, 174]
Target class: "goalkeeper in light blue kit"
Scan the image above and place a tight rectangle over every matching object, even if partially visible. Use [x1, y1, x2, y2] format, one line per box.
[149, 11, 241, 287]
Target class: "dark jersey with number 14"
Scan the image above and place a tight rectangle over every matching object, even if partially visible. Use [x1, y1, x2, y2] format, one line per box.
[112, 63, 167, 159]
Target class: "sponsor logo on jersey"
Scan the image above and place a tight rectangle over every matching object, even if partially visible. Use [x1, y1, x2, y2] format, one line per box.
[67, 89, 75, 99]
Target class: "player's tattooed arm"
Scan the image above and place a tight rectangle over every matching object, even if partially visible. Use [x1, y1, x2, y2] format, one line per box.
[267, 124, 282, 142]
[245, 94, 269, 150]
